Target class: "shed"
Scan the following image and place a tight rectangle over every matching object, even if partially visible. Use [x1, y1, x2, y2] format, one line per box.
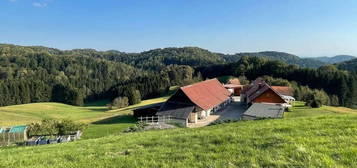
[224, 84, 244, 96]
[242, 103, 285, 120]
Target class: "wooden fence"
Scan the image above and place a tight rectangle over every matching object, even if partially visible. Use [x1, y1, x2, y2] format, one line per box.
[138, 115, 172, 123]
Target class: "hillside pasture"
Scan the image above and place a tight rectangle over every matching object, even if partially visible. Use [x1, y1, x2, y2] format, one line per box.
[0, 97, 168, 139]
[0, 112, 356, 167]
[285, 101, 357, 118]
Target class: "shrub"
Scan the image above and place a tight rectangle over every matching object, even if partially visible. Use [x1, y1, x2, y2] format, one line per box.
[28, 119, 87, 137]
[112, 97, 129, 109]
[123, 122, 148, 133]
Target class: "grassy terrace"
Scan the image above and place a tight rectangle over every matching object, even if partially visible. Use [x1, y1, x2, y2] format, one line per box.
[0, 101, 356, 167]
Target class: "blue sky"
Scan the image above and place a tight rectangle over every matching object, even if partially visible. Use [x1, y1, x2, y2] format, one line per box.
[1, 0, 357, 57]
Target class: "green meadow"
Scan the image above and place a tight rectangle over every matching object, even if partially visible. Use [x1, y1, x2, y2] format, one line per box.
[0, 97, 168, 139]
[0, 100, 356, 167]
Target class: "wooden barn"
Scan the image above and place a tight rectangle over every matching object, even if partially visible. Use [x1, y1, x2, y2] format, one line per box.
[156, 78, 232, 127]
[241, 78, 287, 105]
[132, 102, 164, 118]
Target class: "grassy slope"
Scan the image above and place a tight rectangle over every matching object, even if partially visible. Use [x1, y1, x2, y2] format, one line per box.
[81, 97, 167, 139]
[0, 97, 168, 139]
[0, 104, 356, 167]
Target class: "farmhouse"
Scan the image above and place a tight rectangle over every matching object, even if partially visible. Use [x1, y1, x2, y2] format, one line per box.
[156, 78, 232, 126]
[224, 78, 244, 96]
[241, 78, 287, 105]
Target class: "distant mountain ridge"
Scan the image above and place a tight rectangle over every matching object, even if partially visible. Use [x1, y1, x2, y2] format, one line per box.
[313, 55, 356, 64]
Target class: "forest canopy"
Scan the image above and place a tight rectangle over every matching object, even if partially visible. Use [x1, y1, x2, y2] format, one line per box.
[0, 44, 356, 108]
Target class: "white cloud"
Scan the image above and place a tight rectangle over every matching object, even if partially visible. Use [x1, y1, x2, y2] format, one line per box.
[32, 2, 47, 8]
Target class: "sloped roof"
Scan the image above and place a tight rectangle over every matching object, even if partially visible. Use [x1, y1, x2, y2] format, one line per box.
[156, 101, 195, 119]
[271, 86, 294, 96]
[243, 103, 285, 119]
[180, 78, 231, 110]
[134, 102, 164, 111]
[244, 78, 286, 104]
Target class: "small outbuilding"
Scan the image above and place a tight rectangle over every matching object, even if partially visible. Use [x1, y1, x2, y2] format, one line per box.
[224, 84, 244, 96]
[242, 103, 285, 120]
[0, 125, 28, 146]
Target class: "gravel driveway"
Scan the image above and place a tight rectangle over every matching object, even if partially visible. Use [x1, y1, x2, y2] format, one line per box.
[188, 98, 246, 128]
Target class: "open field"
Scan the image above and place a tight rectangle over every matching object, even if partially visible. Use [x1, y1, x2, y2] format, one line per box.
[285, 101, 357, 118]
[0, 108, 356, 167]
[0, 97, 168, 139]
[0, 97, 168, 126]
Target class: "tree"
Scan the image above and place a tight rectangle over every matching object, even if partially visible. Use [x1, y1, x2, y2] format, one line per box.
[126, 89, 141, 105]
[330, 95, 339, 106]
[111, 97, 129, 109]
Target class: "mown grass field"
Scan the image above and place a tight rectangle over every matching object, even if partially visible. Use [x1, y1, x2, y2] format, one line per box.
[0, 107, 356, 167]
[0, 97, 168, 139]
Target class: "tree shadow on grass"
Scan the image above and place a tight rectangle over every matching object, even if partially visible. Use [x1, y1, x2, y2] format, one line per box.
[92, 115, 137, 125]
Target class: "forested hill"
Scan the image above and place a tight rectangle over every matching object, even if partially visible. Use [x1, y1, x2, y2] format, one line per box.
[337, 58, 357, 72]
[314, 55, 356, 64]
[197, 56, 357, 108]
[1, 44, 356, 108]
[222, 51, 326, 68]
[40, 47, 326, 70]
[0, 44, 142, 106]
[0, 44, 205, 107]
[71, 47, 225, 71]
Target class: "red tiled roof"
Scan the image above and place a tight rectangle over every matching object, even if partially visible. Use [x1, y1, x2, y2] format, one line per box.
[180, 78, 231, 110]
[271, 86, 294, 96]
